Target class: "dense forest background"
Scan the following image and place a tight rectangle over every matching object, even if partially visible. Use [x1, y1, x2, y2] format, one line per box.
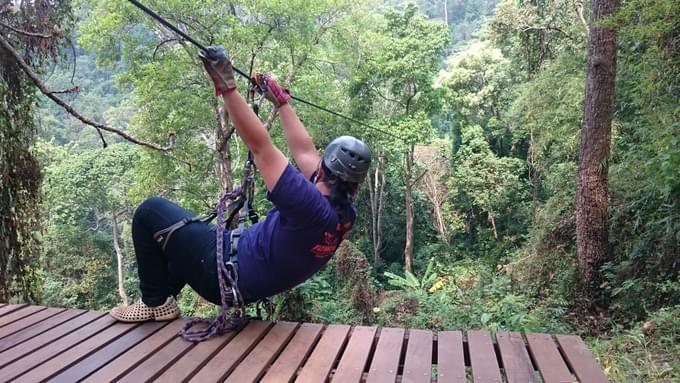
[1, 0, 678, 381]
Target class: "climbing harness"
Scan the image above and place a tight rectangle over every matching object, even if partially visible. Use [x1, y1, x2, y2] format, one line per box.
[177, 94, 266, 343]
[178, 185, 249, 342]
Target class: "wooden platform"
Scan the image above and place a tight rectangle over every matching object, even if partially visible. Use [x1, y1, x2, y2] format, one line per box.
[0, 303, 610, 382]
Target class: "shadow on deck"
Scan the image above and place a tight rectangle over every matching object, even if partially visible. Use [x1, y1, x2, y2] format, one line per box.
[0, 303, 609, 382]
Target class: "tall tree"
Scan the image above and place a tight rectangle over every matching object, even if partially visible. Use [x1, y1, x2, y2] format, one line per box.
[576, 0, 620, 306]
[350, 4, 449, 272]
[0, 0, 75, 302]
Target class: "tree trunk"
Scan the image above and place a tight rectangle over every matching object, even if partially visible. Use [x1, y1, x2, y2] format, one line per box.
[576, 0, 619, 307]
[488, 208, 498, 240]
[111, 212, 129, 306]
[434, 196, 447, 239]
[414, 143, 449, 241]
[368, 150, 386, 264]
[528, 126, 540, 223]
[404, 144, 415, 273]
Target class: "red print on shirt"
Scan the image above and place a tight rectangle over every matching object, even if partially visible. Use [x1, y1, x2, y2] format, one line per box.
[310, 231, 339, 258]
[310, 222, 353, 259]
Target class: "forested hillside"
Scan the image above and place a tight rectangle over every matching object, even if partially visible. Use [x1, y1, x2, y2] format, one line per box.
[1, 0, 678, 381]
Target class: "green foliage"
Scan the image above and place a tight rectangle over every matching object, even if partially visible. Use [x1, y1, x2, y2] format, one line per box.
[377, 258, 570, 332]
[589, 306, 680, 382]
[38, 143, 139, 309]
[600, 0, 680, 321]
[488, 0, 587, 75]
[384, 259, 438, 293]
[273, 274, 333, 322]
[387, 0, 499, 46]
[437, 40, 514, 150]
[349, 3, 450, 147]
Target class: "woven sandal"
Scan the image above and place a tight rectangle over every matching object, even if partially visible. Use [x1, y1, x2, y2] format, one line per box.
[109, 296, 180, 322]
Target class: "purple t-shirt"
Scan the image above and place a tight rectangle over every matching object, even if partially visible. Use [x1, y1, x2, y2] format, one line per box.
[234, 164, 355, 300]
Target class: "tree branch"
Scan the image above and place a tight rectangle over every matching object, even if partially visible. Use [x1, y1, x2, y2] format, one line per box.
[370, 84, 406, 107]
[411, 169, 428, 187]
[0, 21, 52, 39]
[50, 85, 80, 94]
[522, 26, 576, 41]
[0, 32, 174, 152]
[152, 38, 177, 60]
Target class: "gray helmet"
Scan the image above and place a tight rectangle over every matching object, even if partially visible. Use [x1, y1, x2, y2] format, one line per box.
[322, 136, 372, 183]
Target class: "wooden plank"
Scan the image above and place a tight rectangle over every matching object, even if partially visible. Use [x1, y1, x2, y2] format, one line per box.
[85, 319, 184, 382]
[260, 322, 323, 383]
[0, 304, 28, 317]
[365, 327, 405, 383]
[402, 329, 433, 383]
[188, 320, 273, 382]
[468, 330, 502, 383]
[118, 333, 195, 383]
[0, 305, 45, 327]
[152, 322, 238, 382]
[0, 309, 86, 353]
[556, 335, 609, 383]
[0, 312, 111, 380]
[496, 332, 536, 383]
[332, 326, 378, 383]
[48, 321, 166, 383]
[12, 321, 138, 383]
[226, 321, 298, 382]
[296, 324, 351, 383]
[0, 307, 66, 340]
[525, 333, 574, 383]
[437, 331, 466, 383]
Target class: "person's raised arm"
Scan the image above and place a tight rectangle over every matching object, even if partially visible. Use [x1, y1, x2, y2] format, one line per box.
[254, 73, 320, 179]
[200, 47, 287, 192]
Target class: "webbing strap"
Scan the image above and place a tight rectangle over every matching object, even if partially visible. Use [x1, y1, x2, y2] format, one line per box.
[152, 216, 207, 251]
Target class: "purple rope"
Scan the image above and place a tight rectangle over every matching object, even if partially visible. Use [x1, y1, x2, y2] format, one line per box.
[179, 187, 246, 342]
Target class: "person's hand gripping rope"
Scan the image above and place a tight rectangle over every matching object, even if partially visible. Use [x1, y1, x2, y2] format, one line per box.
[252, 71, 291, 107]
[199, 46, 237, 96]
[199, 45, 291, 108]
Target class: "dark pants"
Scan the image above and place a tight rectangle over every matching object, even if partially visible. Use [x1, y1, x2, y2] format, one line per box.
[132, 197, 221, 306]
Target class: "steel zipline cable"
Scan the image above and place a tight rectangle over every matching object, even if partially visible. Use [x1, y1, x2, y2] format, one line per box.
[126, 0, 407, 142]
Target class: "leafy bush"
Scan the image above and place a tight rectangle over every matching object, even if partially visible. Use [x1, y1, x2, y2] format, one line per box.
[376, 258, 569, 333]
[589, 306, 680, 382]
[384, 259, 438, 293]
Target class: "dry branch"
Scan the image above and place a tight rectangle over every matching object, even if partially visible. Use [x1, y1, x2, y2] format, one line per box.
[0, 21, 52, 38]
[0, 32, 174, 152]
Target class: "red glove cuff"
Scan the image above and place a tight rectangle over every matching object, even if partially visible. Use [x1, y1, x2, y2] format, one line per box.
[267, 78, 291, 105]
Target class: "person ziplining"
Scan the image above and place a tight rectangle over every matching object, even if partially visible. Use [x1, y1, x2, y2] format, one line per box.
[109, 46, 372, 341]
